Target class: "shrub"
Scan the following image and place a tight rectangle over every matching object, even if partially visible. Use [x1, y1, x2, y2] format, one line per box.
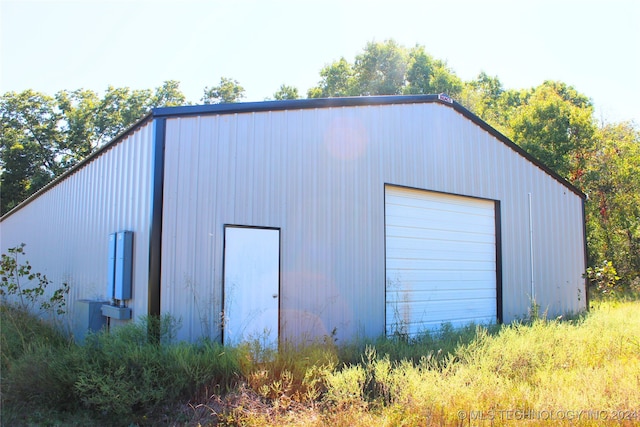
[74, 316, 189, 417]
[2, 342, 82, 411]
[323, 364, 367, 409]
[584, 260, 620, 296]
[0, 243, 69, 315]
[0, 305, 81, 425]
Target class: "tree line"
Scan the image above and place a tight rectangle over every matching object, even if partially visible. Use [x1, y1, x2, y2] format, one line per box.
[1, 40, 638, 288]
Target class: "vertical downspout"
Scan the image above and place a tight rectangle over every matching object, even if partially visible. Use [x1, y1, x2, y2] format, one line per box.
[148, 116, 166, 331]
[528, 193, 535, 301]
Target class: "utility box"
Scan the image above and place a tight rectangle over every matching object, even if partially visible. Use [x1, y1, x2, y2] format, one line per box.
[103, 231, 134, 322]
[107, 233, 117, 301]
[74, 299, 108, 343]
[107, 231, 133, 302]
[115, 231, 133, 300]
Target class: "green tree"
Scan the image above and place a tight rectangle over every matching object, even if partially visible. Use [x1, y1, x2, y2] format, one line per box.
[308, 41, 463, 99]
[308, 57, 356, 98]
[459, 73, 526, 137]
[405, 46, 462, 97]
[353, 40, 408, 95]
[584, 122, 640, 285]
[55, 89, 101, 163]
[1, 81, 188, 214]
[151, 80, 187, 107]
[0, 90, 63, 213]
[507, 81, 596, 182]
[460, 72, 503, 117]
[273, 84, 299, 100]
[202, 77, 245, 104]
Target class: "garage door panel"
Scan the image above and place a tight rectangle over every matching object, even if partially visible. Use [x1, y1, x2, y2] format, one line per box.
[386, 237, 495, 254]
[386, 205, 493, 225]
[385, 186, 498, 337]
[387, 247, 496, 263]
[388, 299, 497, 318]
[386, 258, 495, 272]
[386, 286, 496, 303]
[385, 213, 494, 235]
[386, 192, 495, 216]
[387, 269, 497, 283]
[387, 302, 497, 331]
[386, 225, 494, 243]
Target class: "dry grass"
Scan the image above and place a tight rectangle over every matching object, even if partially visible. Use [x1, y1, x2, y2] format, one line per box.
[179, 300, 640, 426]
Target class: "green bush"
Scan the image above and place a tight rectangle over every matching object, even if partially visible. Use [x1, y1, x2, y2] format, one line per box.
[2, 342, 82, 411]
[0, 304, 69, 369]
[585, 260, 621, 296]
[323, 364, 366, 409]
[0, 305, 81, 425]
[0, 243, 69, 316]
[0, 308, 245, 424]
[75, 316, 187, 417]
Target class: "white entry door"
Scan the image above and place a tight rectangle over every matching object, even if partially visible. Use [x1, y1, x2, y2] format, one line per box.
[223, 226, 280, 347]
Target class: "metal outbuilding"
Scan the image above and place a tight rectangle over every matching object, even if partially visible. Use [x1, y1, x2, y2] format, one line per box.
[0, 95, 587, 344]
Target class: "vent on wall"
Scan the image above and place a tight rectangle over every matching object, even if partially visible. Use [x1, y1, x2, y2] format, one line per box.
[102, 231, 133, 320]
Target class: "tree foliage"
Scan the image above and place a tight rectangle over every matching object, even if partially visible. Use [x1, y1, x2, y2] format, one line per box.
[354, 39, 408, 95]
[0, 81, 187, 214]
[202, 77, 245, 104]
[405, 45, 462, 97]
[583, 122, 640, 285]
[1, 90, 64, 212]
[308, 40, 461, 98]
[308, 57, 356, 98]
[273, 84, 300, 100]
[507, 81, 596, 181]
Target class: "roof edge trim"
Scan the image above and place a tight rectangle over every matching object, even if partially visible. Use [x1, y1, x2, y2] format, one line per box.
[152, 94, 442, 118]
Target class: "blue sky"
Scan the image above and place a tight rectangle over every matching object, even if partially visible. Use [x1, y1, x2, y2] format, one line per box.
[1, 0, 638, 123]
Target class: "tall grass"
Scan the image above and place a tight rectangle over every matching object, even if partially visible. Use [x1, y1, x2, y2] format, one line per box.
[224, 301, 640, 426]
[0, 308, 242, 425]
[2, 300, 639, 426]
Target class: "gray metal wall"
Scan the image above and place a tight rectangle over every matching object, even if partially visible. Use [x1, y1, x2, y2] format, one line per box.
[160, 102, 586, 343]
[0, 122, 155, 334]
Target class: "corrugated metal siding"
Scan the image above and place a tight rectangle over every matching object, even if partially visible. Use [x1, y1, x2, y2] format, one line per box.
[160, 102, 586, 343]
[0, 122, 155, 333]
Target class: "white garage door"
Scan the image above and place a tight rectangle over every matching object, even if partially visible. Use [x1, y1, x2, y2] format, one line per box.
[385, 186, 497, 336]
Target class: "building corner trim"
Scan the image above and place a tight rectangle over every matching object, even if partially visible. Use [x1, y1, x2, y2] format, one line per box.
[148, 117, 166, 318]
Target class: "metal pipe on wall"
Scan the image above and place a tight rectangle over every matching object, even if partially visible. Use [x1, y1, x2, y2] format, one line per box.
[528, 192, 535, 301]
